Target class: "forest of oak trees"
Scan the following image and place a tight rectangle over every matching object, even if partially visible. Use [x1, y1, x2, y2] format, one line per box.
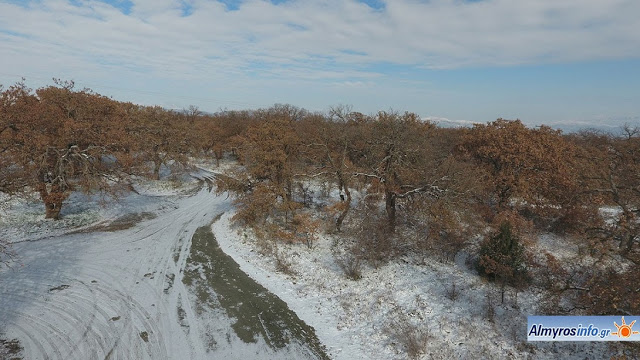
[1, 80, 639, 319]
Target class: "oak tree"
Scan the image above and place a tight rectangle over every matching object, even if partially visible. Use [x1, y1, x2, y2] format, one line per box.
[352, 111, 449, 232]
[298, 108, 362, 232]
[217, 106, 302, 227]
[459, 119, 578, 221]
[1, 80, 130, 219]
[575, 130, 640, 260]
[127, 106, 195, 180]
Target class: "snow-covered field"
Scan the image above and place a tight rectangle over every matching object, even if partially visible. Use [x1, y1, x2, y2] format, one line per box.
[0, 175, 197, 245]
[212, 212, 621, 360]
[0, 173, 220, 359]
[0, 170, 325, 360]
[0, 165, 628, 359]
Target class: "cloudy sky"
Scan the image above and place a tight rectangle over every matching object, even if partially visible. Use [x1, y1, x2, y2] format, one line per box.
[1, 0, 639, 127]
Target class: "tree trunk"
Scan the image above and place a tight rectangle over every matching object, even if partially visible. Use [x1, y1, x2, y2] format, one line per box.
[214, 149, 223, 167]
[336, 186, 351, 232]
[153, 159, 162, 180]
[385, 190, 396, 233]
[497, 184, 512, 211]
[286, 178, 293, 203]
[38, 182, 65, 220]
[624, 233, 636, 254]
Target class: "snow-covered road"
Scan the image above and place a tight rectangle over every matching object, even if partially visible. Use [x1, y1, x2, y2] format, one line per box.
[0, 175, 326, 360]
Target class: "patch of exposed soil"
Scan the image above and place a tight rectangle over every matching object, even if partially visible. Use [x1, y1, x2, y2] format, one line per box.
[183, 225, 329, 359]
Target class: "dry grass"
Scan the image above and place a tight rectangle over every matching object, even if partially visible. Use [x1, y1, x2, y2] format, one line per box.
[384, 309, 430, 360]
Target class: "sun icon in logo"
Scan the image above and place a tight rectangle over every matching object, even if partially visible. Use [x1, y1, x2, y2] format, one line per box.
[611, 317, 639, 338]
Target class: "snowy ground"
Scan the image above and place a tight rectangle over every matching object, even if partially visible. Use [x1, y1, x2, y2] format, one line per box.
[0, 170, 325, 360]
[0, 175, 197, 245]
[0, 164, 630, 359]
[213, 214, 623, 360]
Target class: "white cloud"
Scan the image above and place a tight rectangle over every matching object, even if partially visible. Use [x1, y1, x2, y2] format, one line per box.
[0, 0, 638, 117]
[2, 0, 638, 74]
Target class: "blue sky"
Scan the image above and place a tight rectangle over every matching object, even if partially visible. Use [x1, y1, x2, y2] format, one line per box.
[1, 0, 639, 128]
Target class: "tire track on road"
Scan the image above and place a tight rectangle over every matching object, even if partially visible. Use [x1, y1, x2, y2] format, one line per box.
[1, 176, 227, 360]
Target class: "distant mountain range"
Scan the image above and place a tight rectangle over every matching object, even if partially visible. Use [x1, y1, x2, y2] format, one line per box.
[427, 116, 640, 135]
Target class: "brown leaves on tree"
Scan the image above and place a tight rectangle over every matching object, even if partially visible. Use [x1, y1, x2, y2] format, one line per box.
[218, 107, 304, 233]
[570, 130, 640, 260]
[459, 119, 578, 215]
[0, 80, 203, 219]
[581, 267, 640, 316]
[1, 80, 131, 219]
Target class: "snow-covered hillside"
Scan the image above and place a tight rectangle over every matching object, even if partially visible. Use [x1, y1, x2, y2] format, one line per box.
[213, 212, 621, 360]
[0, 166, 632, 359]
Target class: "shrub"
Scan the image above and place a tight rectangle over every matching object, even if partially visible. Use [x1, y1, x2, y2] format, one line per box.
[291, 213, 321, 249]
[335, 252, 362, 280]
[384, 312, 430, 360]
[550, 205, 602, 235]
[478, 222, 529, 303]
[581, 267, 640, 316]
[346, 198, 395, 267]
[484, 293, 496, 323]
[444, 281, 460, 302]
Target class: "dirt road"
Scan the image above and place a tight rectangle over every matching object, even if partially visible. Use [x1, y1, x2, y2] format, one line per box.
[0, 175, 326, 359]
